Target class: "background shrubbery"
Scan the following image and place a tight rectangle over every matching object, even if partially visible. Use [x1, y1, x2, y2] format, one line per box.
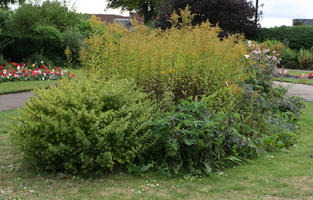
[251, 26, 313, 69]
[0, 1, 89, 66]
[252, 25, 313, 50]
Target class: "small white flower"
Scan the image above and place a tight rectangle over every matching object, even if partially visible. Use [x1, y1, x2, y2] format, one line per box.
[245, 55, 250, 59]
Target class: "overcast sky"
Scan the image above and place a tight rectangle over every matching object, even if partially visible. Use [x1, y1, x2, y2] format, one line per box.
[73, 0, 313, 28]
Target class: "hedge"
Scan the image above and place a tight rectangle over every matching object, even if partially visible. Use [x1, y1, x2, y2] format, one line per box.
[252, 25, 313, 50]
[0, 34, 64, 65]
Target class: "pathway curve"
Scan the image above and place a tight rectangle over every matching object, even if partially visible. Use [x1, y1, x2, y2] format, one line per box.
[0, 82, 313, 111]
[0, 91, 33, 112]
[274, 81, 313, 102]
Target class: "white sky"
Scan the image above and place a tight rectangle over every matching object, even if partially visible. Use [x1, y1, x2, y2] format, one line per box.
[56, 0, 313, 28]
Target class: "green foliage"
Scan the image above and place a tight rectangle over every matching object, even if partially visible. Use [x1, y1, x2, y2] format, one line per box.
[297, 48, 313, 70]
[152, 93, 254, 176]
[62, 28, 83, 66]
[106, 0, 161, 24]
[81, 8, 247, 108]
[11, 78, 158, 173]
[281, 47, 298, 69]
[253, 25, 313, 50]
[0, 8, 12, 32]
[0, 0, 24, 8]
[280, 47, 313, 70]
[11, 1, 82, 35]
[0, 1, 86, 66]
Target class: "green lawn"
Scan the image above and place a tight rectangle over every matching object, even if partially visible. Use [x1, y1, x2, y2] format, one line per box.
[0, 69, 83, 94]
[0, 103, 313, 199]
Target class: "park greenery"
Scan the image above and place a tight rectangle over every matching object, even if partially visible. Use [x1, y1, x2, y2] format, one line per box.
[9, 8, 305, 176]
[0, 0, 90, 66]
[0, 0, 312, 198]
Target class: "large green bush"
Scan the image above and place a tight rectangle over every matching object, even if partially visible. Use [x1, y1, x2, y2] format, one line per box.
[11, 1, 81, 34]
[0, 1, 86, 65]
[253, 25, 313, 50]
[11, 78, 158, 173]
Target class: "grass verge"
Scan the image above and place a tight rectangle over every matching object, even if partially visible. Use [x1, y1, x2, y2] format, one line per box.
[0, 69, 82, 95]
[0, 103, 312, 200]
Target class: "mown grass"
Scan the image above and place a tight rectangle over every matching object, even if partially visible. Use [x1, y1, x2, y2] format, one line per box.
[0, 103, 312, 199]
[0, 69, 83, 94]
[0, 109, 18, 135]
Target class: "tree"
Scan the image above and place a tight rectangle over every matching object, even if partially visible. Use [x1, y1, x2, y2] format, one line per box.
[0, 0, 24, 8]
[156, 0, 258, 36]
[105, 0, 162, 25]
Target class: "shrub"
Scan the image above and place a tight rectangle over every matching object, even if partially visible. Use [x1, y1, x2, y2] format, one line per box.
[0, 1, 86, 65]
[151, 87, 303, 176]
[297, 48, 313, 70]
[280, 47, 298, 69]
[0, 8, 12, 33]
[62, 28, 84, 67]
[81, 7, 247, 108]
[11, 1, 82, 34]
[11, 78, 158, 173]
[252, 25, 313, 50]
[260, 40, 286, 59]
[152, 93, 256, 176]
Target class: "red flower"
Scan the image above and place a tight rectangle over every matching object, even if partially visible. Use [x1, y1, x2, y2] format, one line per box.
[42, 65, 47, 69]
[35, 67, 39, 71]
[8, 67, 11, 71]
[0, 71, 2, 74]
[23, 69, 26, 72]
[67, 72, 71, 74]
[71, 74, 75, 78]
[57, 72, 60, 76]
[24, 73, 29, 77]
[0, 66, 3, 70]
[3, 73, 7, 76]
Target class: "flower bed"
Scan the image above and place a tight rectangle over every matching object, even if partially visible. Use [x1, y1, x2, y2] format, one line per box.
[0, 62, 75, 82]
[274, 69, 313, 79]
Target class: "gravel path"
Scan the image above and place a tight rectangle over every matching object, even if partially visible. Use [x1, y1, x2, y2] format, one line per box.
[0, 82, 313, 111]
[274, 81, 313, 102]
[0, 91, 33, 112]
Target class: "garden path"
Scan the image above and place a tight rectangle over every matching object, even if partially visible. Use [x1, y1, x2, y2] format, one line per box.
[0, 91, 32, 111]
[0, 82, 313, 111]
[274, 81, 313, 102]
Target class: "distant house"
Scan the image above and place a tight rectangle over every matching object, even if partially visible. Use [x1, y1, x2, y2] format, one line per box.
[89, 13, 145, 28]
[293, 19, 313, 26]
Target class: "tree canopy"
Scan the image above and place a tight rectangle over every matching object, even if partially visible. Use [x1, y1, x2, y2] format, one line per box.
[0, 0, 24, 8]
[156, 0, 258, 36]
[106, 0, 162, 25]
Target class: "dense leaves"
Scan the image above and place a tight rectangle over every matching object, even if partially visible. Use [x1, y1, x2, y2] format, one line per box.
[11, 78, 158, 173]
[0, 1, 87, 66]
[156, 0, 257, 36]
[0, 0, 24, 8]
[252, 25, 313, 50]
[106, 0, 162, 25]
[81, 8, 247, 108]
